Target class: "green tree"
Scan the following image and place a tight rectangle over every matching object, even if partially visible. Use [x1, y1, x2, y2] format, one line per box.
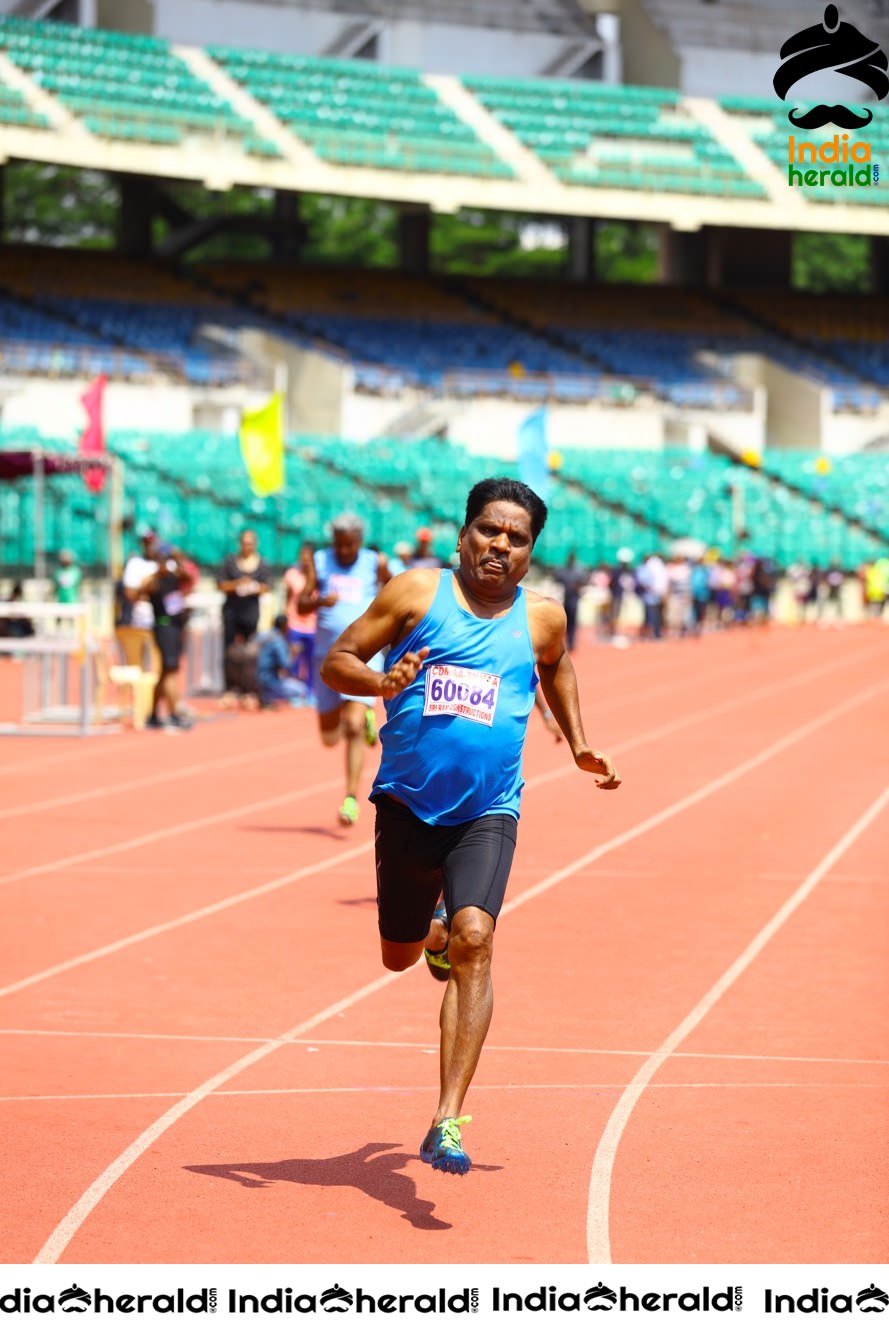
[4, 162, 118, 248]
[300, 195, 398, 266]
[792, 232, 872, 292]
[595, 221, 659, 283]
[152, 183, 274, 263]
[430, 210, 569, 276]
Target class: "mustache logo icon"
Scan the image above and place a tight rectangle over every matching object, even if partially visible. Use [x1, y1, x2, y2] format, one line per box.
[788, 104, 874, 129]
[774, 4, 887, 130]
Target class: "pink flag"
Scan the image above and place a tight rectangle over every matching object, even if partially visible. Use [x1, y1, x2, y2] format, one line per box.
[79, 375, 107, 494]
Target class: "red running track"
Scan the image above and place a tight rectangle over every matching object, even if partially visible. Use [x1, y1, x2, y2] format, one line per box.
[0, 624, 886, 1265]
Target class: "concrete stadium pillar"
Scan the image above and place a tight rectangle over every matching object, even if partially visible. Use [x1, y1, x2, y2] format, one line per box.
[397, 205, 431, 274]
[658, 226, 710, 286]
[272, 190, 305, 261]
[706, 226, 793, 288]
[568, 216, 597, 282]
[871, 236, 889, 295]
[116, 175, 155, 258]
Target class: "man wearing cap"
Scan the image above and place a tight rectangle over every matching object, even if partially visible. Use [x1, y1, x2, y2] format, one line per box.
[298, 514, 391, 825]
[118, 529, 161, 674]
[408, 527, 443, 571]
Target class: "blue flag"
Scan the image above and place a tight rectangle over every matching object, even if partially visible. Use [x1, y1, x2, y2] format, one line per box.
[516, 407, 550, 501]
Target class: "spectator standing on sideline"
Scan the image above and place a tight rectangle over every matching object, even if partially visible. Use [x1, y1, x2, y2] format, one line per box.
[553, 551, 588, 651]
[53, 549, 81, 607]
[320, 477, 620, 1174]
[284, 542, 317, 703]
[407, 527, 443, 570]
[388, 541, 414, 576]
[861, 556, 889, 619]
[689, 556, 711, 634]
[665, 554, 692, 636]
[751, 555, 776, 625]
[257, 614, 305, 708]
[711, 558, 737, 627]
[218, 528, 272, 700]
[1, 582, 34, 639]
[298, 513, 391, 826]
[637, 552, 669, 640]
[119, 529, 160, 673]
[607, 551, 636, 639]
[145, 544, 192, 730]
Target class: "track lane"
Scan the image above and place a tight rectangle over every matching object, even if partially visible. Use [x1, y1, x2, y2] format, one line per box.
[15, 650, 889, 1263]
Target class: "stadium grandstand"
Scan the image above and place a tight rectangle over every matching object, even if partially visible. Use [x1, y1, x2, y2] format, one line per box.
[0, 0, 887, 595]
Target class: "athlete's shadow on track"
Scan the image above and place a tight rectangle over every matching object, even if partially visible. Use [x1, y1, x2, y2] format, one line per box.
[185, 1143, 499, 1230]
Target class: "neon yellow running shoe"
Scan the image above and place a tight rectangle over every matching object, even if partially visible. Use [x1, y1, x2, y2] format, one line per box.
[364, 707, 378, 746]
[338, 795, 359, 826]
[424, 900, 450, 982]
[419, 1115, 472, 1174]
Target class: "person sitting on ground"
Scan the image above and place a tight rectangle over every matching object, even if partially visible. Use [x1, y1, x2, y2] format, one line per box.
[257, 615, 306, 709]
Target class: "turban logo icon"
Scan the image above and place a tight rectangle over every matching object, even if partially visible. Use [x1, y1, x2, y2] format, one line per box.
[773, 4, 888, 130]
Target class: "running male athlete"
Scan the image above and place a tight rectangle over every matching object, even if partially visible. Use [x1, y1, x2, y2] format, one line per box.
[299, 514, 390, 826]
[320, 478, 621, 1175]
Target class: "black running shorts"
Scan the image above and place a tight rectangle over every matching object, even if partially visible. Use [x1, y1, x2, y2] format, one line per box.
[373, 794, 517, 944]
[154, 622, 183, 672]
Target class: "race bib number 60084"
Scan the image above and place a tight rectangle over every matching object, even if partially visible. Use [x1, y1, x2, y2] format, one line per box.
[422, 663, 501, 727]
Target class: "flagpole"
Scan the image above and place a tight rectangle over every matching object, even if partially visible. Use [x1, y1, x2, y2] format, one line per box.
[274, 362, 289, 570]
[108, 454, 124, 579]
[33, 449, 46, 586]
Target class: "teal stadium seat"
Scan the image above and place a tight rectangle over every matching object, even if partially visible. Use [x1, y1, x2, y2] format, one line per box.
[465, 74, 767, 200]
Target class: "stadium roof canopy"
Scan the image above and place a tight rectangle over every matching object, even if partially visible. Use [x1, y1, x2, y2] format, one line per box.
[218, 0, 602, 36]
[640, 0, 889, 54]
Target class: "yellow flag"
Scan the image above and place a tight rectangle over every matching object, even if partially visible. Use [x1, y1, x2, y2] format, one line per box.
[239, 394, 285, 496]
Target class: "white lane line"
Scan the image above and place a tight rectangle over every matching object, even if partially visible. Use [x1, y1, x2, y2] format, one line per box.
[31, 678, 887, 1263]
[6, 1080, 884, 1104]
[3, 640, 878, 892]
[0, 835, 373, 1000]
[585, 779, 889, 1265]
[3, 1030, 886, 1066]
[0, 629, 870, 788]
[506, 679, 887, 923]
[0, 639, 697, 782]
[0, 737, 316, 821]
[33, 971, 403, 1264]
[5, 665, 884, 998]
[0, 775, 345, 892]
[523, 641, 884, 793]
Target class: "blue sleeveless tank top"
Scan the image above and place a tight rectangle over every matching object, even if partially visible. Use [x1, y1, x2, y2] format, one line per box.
[371, 571, 538, 825]
[314, 547, 379, 641]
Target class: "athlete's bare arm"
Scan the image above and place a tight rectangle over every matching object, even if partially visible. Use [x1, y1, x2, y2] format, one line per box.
[321, 568, 439, 699]
[297, 554, 337, 615]
[528, 591, 621, 789]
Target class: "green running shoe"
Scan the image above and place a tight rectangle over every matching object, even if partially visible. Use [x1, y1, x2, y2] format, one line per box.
[424, 900, 450, 982]
[338, 795, 359, 826]
[364, 707, 378, 746]
[419, 1115, 472, 1174]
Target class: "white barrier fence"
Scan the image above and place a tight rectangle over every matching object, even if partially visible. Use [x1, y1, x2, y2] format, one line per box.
[0, 594, 229, 736]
